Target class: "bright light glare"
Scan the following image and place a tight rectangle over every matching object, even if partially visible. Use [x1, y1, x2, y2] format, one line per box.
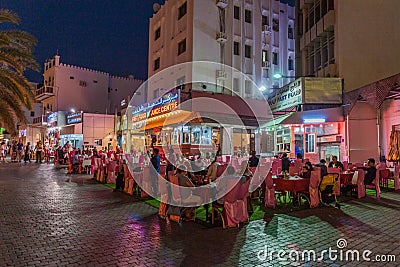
[273, 73, 283, 79]
[259, 85, 266, 91]
[70, 109, 75, 113]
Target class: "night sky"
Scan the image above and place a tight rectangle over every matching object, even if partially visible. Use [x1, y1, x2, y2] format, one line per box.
[0, 0, 294, 84]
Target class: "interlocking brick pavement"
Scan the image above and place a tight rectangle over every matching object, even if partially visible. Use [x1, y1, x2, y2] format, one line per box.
[0, 163, 399, 266]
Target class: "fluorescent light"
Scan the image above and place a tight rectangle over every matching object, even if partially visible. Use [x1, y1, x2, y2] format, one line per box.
[303, 118, 326, 123]
[259, 85, 266, 91]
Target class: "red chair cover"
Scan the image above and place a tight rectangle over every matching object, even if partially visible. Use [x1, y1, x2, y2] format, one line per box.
[264, 172, 275, 208]
[395, 165, 400, 191]
[357, 169, 366, 198]
[309, 170, 321, 208]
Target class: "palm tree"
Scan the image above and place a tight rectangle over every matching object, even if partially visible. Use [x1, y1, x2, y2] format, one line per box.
[0, 9, 40, 135]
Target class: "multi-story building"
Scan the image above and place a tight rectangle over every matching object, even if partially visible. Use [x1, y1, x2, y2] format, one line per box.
[32, 55, 144, 150]
[132, 0, 295, 156]
[295, 0, 400, 162]
[149, 0, 295, 97]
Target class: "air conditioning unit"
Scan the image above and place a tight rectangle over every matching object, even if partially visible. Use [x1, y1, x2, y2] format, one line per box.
[216, 32, 227, 43]
[216, 0, 228, 9]
[262, 61, 270, 68]
[263, 25, 271, 32]
[216, 70, 227, 80]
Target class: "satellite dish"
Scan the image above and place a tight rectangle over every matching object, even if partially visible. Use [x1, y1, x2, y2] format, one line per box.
[153, 3, 161, 13]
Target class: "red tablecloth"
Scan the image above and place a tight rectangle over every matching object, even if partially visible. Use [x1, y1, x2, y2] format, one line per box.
[340, 172, 354, 186]
[273, 177, 309, 194]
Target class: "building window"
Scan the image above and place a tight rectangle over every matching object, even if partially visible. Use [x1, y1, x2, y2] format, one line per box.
[154, 57, 160, 71]
[155, 27, 161, 40]
[178, 39, 186, 55]
[234, 6, 240, 20]
[233, 42, 240, 56]
[245, 45, 251, 58]
[262, 15, 269, 26]
[153, 89, 160, 99]
[70, 76, 74, 79]
[93, 80, 98, 83]
[262, 50, 268, 62]
[306, 133, 315, 153]
[328, 0, 334, 11]
[30, 111, 35, 117]
[245, 80, 252, 94]
[272, 18, 279, 31]
[288, 58, 294, 70]
[233, 78, 240, 92]
[272, 52, 278, 65]
[79, 80, 87, 87]
[178, 2, 187, 20]
[288, 25, 294, 39]
[245, 9, 252, 23]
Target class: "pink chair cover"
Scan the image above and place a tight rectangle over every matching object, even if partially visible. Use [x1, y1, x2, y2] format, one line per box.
[327, 167, 341, 196]
[225, 155, 231, 163]
[309, 170, 321, 208]
[264, 172, 275, 208]
[363, 168, 381, 198]
[160, 165, 167, 176]
[394, 165, 400, 191]
[216, 164, 227, 177]
[231, 157, 240, 170]
[304, 158, 310, 163]
[221, 155, 227, 162]
[343, 161, 348, 171]
[271, 159, 282, 175]
[357, 169, 366, 198]
[107, 160, 117, 183]
[224, 178, 250, 227]
[377, 163, 387, 170]
[294, 159, 303, 173]
[139, 155, 145, 164]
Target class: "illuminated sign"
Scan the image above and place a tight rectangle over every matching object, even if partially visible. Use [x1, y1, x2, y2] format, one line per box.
[303, 118, 326, 123]
[67, 112, 82, 124]
[47, 112, 58, 126]
[132, 91, 179, 122]
[267, 79, 303, 113]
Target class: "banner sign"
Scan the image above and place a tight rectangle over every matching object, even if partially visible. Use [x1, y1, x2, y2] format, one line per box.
[132, 91, 179, 122]
[267, 79, 303, 113]
[67, 111, 83, 124]
[47, 112, 58, 126]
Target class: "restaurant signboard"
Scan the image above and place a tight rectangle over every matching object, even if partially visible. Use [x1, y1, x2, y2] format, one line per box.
[67, 111, 83, 125]
[267, 79, 303, 113]
[132, 91, 179, 123]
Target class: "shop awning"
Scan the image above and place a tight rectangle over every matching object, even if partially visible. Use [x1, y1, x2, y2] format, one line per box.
[260, 113, 293, 128]
[260, 107, 344, 128]
[140, 111, 201, 130]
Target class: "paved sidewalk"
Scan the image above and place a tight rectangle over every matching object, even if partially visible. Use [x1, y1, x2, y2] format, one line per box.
[0, 163, 399, 266]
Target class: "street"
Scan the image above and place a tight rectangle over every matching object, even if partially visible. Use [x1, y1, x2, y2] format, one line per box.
[0, 163, 399, 266]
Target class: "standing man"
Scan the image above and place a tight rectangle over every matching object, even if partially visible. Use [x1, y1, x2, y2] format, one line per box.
[35, 141, 43, 163]
[24, 142, 31, 163]
[150, 148, 161, 196]
[17, 141, 23, 162]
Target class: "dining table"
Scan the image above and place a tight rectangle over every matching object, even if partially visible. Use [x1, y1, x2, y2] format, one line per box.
[340, 172, 355, 186]
[273, 175, 310, 194]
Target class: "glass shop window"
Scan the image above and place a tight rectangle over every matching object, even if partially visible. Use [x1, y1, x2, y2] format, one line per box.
[172, 127, 180, 145]
[191, 126, 201, 145]
[306, 133, 315, 153]
[202, 126, 212, 144]
[181, 126, 191, 144]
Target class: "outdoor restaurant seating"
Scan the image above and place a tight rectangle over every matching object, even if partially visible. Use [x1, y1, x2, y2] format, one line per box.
[357, 169, 366, 199]
[365, 168, 381, 198]
[169, 175, 198, 223]
[271, 159, 282, 175]
[212, 177, 250, 228]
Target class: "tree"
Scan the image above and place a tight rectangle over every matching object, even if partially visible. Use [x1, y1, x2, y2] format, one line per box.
[0, 9, 40, 135]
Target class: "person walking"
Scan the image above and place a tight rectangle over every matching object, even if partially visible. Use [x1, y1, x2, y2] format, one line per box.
[17, 141, 23, 162]
[24, 142, 31, 163]
[1, 141, 7, 163]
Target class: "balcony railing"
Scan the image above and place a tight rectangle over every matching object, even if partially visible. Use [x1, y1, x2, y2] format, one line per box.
[32, 115, 48, 126]
[35, 86, 55, 101]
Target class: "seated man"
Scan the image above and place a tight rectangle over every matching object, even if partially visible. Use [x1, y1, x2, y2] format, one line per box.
[248, 150, 259, 167]
[328, 156, 344, 170]
[364, 158, 377, 185]
[315, 159, 328, 178]
[176, 165, 202, 220]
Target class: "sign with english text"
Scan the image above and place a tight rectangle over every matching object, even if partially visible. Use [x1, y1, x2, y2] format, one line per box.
[267, 79, 303, 113]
